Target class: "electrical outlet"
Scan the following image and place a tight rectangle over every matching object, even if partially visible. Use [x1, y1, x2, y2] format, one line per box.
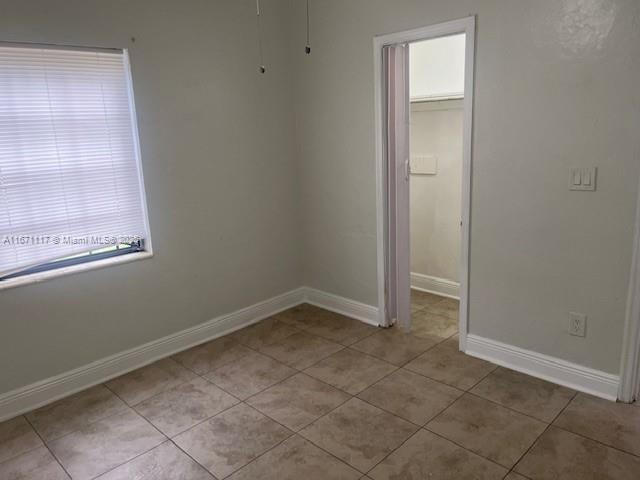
[568, 312, 587, 337]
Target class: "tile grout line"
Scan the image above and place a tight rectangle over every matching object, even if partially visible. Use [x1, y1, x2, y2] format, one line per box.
[0, 417, 49, 467]
[226, 432, 358, 479]
[421, 399, 532, 471]
[219, 319, 396, 475]
[245, 375, 354, 434]
[272, 307, 381, 346]
[104, 358, 200, 408]
[168, 312, 398, 408]
[21, 303, 637, 479]
[340, 386, 484, 475]
[165, 437, 216, 479]
[399, 356, 496, 399]
[355, 325, 502, 475]
[130, 389, 251, 478]
[86, 441, 170, 480]
[504, 390, 578, 478]
[205, 365, 298, 404]
[100, 373, 640, 479]
[23, 307, 458, 478]
[117, 389, 241, 477]
[118, 325, 361, 477]
[102, 361, 249, 445]
[224, 304, 436, 370]
[88, 312, 315, 478]
[167, 308, 317, 377]
[135, 390, 242, 440]
[22, 414, 74, 480]
[103, 371, 281, 478]
[395, 339, 632, 441]
[421, 426, 511, 472]
[354, 386, 461, 430]
[236, 325, 346, 373]
[274, 352, 458, 475]
[101, 380, 210, 438]
[550, 423, 640, 459]
[463, 360, 500, 391]
[2, 305, 443, 478]
[212, 403, 308, 472]
[279, 301, 456, 367]
[120, 330, 640, 479]
[317, 363, 402, 398]
[108, 306, 446, 419]
[465, 383, 640, 463]
[545, 393, 640, 459]
[417, 385, 554, 471]
[348, 329, 454, 368]
[463, 390, 555, 425]
[93, 382, 183, 479]
[360, 425, 423, 476]
[32, 398, 133, 445]
[220, 399, 358, 478]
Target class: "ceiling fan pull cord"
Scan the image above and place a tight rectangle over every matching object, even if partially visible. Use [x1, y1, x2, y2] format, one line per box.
[305, 0, 311, 54]
[256, 0, 266, 73]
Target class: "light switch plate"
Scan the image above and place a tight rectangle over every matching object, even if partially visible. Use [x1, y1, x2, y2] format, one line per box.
[569, 167, 597, 191]
[411, 155, 437, 175]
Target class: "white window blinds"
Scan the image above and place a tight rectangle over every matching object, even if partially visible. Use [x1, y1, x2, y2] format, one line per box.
[0, 44, 150, 277]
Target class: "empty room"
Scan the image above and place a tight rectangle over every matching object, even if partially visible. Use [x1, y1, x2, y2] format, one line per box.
[1, 1, 639, 479]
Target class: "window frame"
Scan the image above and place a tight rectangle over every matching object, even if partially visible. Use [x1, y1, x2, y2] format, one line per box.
[0, 43, 153, 290]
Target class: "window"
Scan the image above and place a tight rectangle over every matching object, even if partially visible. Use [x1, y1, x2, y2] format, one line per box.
[0, 43, 151, 283]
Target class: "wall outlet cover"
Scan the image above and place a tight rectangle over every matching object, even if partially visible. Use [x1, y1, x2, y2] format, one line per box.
[568, 312, 587, 337]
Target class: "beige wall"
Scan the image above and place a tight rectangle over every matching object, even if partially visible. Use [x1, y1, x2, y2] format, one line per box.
[1, 0, 639, 397]
[0, 0, 301, 394]
[410, 100, 463, 283]
[291, 0, 640, 374]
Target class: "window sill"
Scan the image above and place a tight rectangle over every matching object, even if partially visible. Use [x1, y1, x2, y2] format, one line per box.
[0, 251, 153, 292]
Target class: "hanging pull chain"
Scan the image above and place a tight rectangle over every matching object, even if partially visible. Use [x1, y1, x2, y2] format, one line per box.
[256, 0, 266, 73]
[305, 0, 311, 54]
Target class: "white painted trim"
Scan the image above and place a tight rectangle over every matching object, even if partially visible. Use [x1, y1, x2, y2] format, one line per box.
[411, 98, 464, 112]
[303, 287, 380, 326]
[0, 287, 380, 421]
[466, 334, 620, 401]
[411, 93, 464, 103]
[410, 273, 460, 299]
[373, 30, 387, 327]
[123, 49, 153, 256]
[459, 18, 475, 353]
[0, 287, 306, 421]
[0, 251, 153, 292]
[374, 16, 475, 347]
[618, 173, 640, 403]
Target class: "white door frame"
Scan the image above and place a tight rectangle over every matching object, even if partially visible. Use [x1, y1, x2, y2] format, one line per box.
[373, 16, 475, 350]
[619, 175, 640, 403]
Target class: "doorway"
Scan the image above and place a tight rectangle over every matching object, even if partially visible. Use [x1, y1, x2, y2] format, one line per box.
[374, 17, 475, 351]
[409, 34, 465, 340]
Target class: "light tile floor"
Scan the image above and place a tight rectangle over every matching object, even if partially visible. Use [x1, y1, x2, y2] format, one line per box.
[1, 296, 640, 479]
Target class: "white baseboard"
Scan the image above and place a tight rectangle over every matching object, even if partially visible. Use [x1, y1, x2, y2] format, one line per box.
[0, 287, 306, 422]
[0, 286, 379, 422]
[465, 334, 620, 401]
[1, 284, 621, 419]
[410, 273, 460, 299]
[303, 287, 380, 327]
